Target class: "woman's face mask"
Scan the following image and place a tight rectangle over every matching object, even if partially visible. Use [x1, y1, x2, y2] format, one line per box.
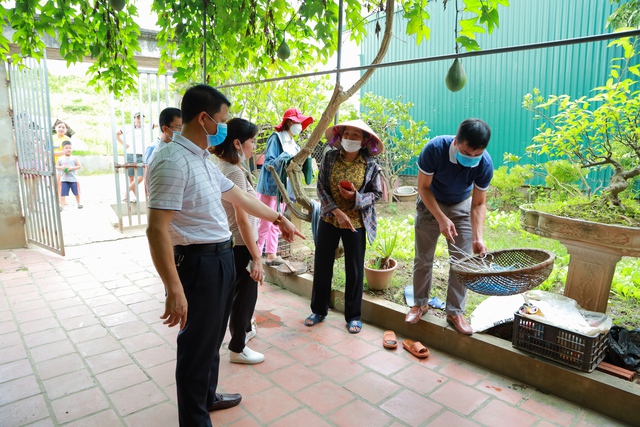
[237, 146, 247, 162]
[341, 138, 363, 153]
[289, 123, 303, 136]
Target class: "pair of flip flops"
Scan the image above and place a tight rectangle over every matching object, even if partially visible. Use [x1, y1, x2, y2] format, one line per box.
[382, 330, 430, 359]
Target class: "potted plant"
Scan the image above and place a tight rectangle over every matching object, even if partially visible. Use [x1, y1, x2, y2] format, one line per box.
[364, 227, 399, 291]
[514, 36, 640, 312]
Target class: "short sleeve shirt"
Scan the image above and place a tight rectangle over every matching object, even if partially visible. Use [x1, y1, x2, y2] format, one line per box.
[218, 161, 259, 246]
[121, 126, 149, 155]
[147, 134, 234, 245]
[57, 155, 79, 182]
[417, 135, 493, 204]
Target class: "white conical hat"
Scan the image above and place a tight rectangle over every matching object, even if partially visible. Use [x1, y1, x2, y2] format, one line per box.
[324, 119, 383, 156]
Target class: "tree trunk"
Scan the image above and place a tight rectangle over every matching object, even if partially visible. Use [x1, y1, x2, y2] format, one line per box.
[270, 0, 395, 216]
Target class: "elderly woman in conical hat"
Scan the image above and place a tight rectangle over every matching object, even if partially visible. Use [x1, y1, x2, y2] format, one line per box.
[304, 119, 383, 334]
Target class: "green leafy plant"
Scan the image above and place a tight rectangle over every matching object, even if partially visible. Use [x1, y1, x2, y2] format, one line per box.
[371, 228, 398, 270]
[607, 0, 640, 29]
[487, 163, 535, 210]
[522, 37, 640, 214]
[351, 93, 429, 200]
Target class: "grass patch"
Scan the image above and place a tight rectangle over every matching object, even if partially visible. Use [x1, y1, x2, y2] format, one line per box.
[289, 201, 639, 330]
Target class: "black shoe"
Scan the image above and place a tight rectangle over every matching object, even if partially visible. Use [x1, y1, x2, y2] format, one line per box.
[207, 393, 242, 412]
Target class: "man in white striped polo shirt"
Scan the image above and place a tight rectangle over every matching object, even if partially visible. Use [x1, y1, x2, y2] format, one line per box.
[146, 85, 303, 427]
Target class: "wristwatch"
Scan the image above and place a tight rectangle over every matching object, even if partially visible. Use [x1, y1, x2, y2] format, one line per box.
[273, 212, 283, 225]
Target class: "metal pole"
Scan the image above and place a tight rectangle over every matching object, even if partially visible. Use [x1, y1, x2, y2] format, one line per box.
[216, 29, 640, 89]
[334, 0, 344, 125]
[203, 1, 207, 84]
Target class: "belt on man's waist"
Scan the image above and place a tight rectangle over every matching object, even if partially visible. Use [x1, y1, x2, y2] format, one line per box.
[173, 238, 234, 255]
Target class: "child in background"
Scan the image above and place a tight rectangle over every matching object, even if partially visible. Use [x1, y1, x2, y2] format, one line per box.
[56, 141, 83, 210]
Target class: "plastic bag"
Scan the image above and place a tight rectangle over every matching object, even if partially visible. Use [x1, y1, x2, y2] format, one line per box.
[605, 326, 640, 371]
[522, 290, 612, 337]
[470, 294, 525, 333]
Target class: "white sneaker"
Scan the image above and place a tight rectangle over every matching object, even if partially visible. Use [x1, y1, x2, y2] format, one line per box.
[229, 346, 265, 365]
[245, 326, 257, 344]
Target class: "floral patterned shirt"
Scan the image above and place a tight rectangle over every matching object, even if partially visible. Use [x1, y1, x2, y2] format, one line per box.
[317, 149, 383, 244]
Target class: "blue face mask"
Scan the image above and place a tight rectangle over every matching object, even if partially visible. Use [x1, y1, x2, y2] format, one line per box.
[455, 150, 483, 167]
[203, 115, 227, 146]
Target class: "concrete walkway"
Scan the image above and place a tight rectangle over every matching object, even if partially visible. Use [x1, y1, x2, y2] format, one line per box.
[0, 235, 628, 426]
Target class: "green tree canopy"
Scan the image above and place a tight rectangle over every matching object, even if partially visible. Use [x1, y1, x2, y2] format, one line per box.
[1, 0, 507, 97]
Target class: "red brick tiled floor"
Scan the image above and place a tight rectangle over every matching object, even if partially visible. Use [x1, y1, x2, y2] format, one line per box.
[0, 237, 631, 426]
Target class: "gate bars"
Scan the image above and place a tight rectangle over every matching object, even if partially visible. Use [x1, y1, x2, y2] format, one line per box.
[109, 71, 175, 232]
[9, 55, 65, 255]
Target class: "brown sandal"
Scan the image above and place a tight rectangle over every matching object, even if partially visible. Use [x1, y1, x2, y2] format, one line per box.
[383, 330, 398, 349]
[402, 339, 430, 359]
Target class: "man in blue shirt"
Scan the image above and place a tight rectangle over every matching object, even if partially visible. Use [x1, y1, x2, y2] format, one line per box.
[405, 119, 493, 335]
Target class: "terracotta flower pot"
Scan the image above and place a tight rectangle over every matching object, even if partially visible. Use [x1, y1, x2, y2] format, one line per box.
[364, 258, 398, 291]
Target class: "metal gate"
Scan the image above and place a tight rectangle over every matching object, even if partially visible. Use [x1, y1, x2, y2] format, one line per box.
[109, 70, 176, 232]
[8, 55, 64, 255]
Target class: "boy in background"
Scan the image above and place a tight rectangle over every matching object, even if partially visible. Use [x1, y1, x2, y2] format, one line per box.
[56, 141, 83, 210]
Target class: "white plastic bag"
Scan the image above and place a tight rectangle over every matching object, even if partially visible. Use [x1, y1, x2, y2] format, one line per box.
[470, 294, 526, 333]
[522, 290, 612, 337]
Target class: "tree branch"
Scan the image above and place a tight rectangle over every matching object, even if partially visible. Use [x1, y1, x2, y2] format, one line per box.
[280, 0, 396, 216]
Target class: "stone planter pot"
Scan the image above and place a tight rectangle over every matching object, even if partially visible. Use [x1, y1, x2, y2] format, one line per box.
[520, 204, 640, 312]
[364, 258, 398, 291]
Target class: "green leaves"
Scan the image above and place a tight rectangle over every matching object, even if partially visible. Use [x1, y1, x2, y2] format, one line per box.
[403, 0, 431, 45]
[452, 0, 507, 53]
[523, 38, 640, 207]
[0, 0, 507, 97]
[353, 93, 429, 197]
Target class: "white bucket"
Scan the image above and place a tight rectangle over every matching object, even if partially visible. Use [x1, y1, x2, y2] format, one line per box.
[393, 186, 418, 202]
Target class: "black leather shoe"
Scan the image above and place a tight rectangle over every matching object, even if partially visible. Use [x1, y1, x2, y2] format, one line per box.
[207, 393, 242, 412]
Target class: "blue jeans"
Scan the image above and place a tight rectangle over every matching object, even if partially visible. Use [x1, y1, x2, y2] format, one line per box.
[412, 197, 472, 315]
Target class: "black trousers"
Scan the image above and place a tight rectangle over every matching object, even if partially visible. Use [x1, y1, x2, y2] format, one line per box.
[311, 219, 366, 322]
[174, 247, 235, 427]
[228, 244, 258, 353]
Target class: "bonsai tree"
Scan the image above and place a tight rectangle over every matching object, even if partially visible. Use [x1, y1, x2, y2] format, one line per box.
[522, 36, 640, 218]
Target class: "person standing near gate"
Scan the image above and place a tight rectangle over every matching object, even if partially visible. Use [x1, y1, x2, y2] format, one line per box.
[405, 118, 493, 336]
[146, 84, 303, 427]
[117, 112, 157, 202]
[144, 107, 182, 197]
[52, 120, 72, 193]
[56, 141, 82, 210]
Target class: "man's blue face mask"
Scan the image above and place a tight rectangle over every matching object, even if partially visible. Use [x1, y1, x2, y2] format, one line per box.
[202, 114, 227, 146]
[455, 148, 482, 167]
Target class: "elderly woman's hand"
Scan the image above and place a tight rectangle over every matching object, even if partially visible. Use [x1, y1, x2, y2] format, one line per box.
[338, 186, 356, 201]
[338, 181, 356, 201]
[332, 208, 356, 232]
